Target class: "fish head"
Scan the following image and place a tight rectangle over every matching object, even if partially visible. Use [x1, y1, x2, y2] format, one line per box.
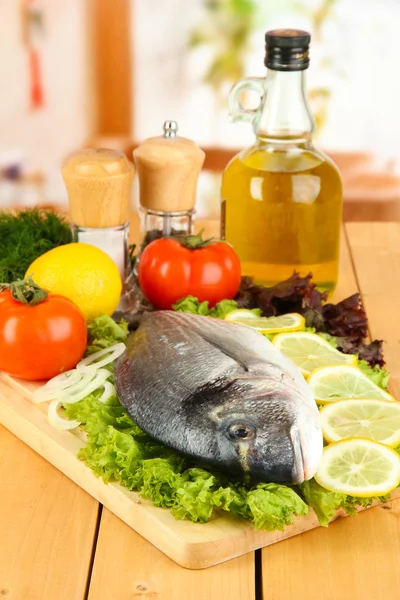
[210, 379, 323, 484]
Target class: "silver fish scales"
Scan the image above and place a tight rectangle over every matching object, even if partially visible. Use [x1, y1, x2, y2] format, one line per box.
[114, 311, 323, 484]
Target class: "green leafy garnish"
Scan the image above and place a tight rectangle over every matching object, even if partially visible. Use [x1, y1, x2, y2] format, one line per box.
[86, 315, 129, 354]
[64, 393, 309, 530]
[172, 295, 262, 320]
[0, 209, 72, 283]
[357, 360, 389, 389]
[297, 478, 393, 527]
[297, 479, 345, 526]
[173, 295, 239, 319]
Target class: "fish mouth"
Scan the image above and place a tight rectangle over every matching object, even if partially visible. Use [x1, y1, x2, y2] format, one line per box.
[290, 424, 323, 483]
[290, 426, 306, 484]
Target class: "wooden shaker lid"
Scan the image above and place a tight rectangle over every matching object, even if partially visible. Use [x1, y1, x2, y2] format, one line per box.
[133, 121, 205, 212]
[62, 148, 135, 228]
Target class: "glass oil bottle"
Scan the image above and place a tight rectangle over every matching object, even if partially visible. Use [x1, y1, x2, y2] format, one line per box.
[221, 29, 343, 291]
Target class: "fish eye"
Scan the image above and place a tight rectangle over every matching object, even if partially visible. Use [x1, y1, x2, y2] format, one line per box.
[227, 423, 256, 441]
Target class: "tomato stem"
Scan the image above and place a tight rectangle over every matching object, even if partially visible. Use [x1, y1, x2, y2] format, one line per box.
[177, 229, 217, 250]
[0, 276, 48, 306]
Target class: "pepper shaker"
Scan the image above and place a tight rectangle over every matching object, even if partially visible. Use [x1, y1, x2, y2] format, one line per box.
[133, 121, 205, 245]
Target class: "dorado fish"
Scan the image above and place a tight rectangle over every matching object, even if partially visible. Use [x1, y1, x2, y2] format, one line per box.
[114, 311, 323, 484]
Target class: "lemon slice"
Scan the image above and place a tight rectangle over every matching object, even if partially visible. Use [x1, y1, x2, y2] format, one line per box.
[272, 332, 357, 376]
[314, 438, 400, 497]
[225, 310, 305, 333]
[307, 365, 395, 404]
[320, 399, 400, 447]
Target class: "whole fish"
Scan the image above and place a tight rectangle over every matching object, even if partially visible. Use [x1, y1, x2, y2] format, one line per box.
[114, 311, 323, 484]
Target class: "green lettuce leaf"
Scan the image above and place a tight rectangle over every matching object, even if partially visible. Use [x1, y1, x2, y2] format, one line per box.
[317, 332, 338, 347]
[172, 295, 212, 316]
[172, 295, 239, 319]
[342, 493, 392, 516]
[357, 360, 390, 389]
[173, 295, 263, 319]
[86, 315, 129, 354]
[297, 479, 346, 526]
[170, 468, 220, 522]
[240, 483, 308, 531]
[297, 477, 395, 526]
[210, 300, 241, 319]
[63, 392, 310, 530]
[64, 392, 398, 529]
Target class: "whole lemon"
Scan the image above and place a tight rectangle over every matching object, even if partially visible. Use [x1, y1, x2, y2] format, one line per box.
[25, 243, 122, 322]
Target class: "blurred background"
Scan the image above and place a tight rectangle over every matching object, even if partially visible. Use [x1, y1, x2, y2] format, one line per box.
[1, 0, 400, 222]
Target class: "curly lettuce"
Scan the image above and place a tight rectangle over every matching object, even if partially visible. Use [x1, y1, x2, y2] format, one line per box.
[172, 296, 240, 319]
[64, 393, 308, 530]
[297, 478, 394, 527]
[86, 315, 129, 354]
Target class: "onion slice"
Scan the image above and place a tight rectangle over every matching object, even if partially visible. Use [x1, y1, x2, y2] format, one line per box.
[42, 369, 86, 391]
[98, 380, 116, 404]
[48, 400, 81, 431]
[59, 368, 111, 404]
[33, 368, 98, 403]
[76, 343, 126, 371]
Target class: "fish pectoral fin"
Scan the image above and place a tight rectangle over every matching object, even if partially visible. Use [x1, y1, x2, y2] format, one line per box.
[199, 334, 251, 372]
[165, 311, 269, 371]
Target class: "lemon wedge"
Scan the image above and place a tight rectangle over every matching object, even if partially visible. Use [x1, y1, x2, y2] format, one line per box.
[315, 438, 400, 497]
[320, 399, 400, 447]
[272, 331, 357, 376]
[224, 310, 305, 333]
[307, 365, 395, 404]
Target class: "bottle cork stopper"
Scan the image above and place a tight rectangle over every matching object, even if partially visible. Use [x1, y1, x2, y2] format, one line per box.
[133, 121, 205, 212]
[62, 148, 135, 228]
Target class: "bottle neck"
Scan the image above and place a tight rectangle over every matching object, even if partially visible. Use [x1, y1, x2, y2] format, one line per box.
[254, 69, 315, 143]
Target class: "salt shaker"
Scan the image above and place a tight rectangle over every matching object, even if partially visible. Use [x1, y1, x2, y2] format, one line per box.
[61, 148, 136, 315]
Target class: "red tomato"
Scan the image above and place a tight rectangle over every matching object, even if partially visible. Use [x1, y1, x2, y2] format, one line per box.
[138, 237, 241, 310]
[0, 290, 87, 381]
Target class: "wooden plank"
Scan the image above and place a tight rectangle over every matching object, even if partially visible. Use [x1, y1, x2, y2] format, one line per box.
[0, 423, 99, 600]
[88, 509, 255, 600]
[346, 222, 400, 398]
[329, 224, 359, 303]
[90, 0, 132, 136]
[261, 222, 400, 599]
[261, 500, 400, 600]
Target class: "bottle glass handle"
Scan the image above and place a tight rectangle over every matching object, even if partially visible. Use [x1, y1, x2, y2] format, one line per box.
[228, 77, 265, 123]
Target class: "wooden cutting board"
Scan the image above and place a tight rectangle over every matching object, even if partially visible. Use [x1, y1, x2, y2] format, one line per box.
[0, 371, 397, 570]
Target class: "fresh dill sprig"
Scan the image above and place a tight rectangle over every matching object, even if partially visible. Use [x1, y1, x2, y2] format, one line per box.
[0, 208, 72, 283]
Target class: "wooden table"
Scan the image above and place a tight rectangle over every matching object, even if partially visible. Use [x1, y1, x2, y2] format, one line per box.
[1, 221, 400, 600]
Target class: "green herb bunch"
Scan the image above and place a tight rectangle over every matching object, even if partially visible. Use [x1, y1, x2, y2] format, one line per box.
[0, 209, 72, 283]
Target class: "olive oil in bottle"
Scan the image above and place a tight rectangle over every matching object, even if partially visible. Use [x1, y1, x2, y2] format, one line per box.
[221, 30, 342, 291]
